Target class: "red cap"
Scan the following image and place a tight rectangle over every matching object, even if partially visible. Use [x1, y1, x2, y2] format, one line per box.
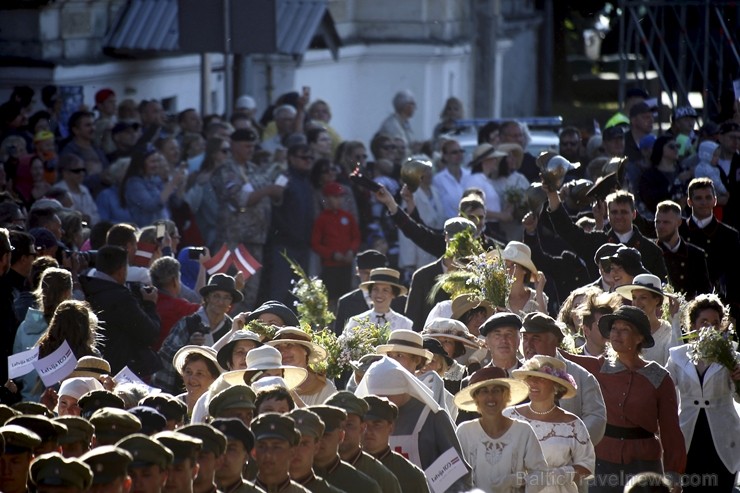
[322, 182, 345, 196]
[95, 88, 115, 105]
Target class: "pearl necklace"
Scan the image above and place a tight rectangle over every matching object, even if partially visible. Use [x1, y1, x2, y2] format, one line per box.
[529, 403, 556, 415]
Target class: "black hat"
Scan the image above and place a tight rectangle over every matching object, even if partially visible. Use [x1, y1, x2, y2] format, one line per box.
[594, 243, 621, 266]
[231, 129, 258, 142]
[479, 312, 523, 337]
[422, 337, 453, 366]
[356, 250, 387, 270]
[139, 394, 187, 423]
[128, 406, 167, 435]
[629, 102, 653, 118]
[246, 300, 299, 327]
[521, 312, 565, 343]
[598, 305, 654, 348]
[250, 413, 300, 446]
[200, 273, 243, 303]
[672, 106, 697, 121]
[602, 125, 626, 140]
[78, 390, 125, 419]
[211, 418, 255, 452]
[603, 246, 647, 277]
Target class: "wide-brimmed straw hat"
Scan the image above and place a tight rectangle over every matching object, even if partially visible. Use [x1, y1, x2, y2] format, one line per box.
[615, 273, 665, 302]
[67, 356, 111, 381]
[221, 346, 307, 389]
[265, 327, 328, 365]
[422, 318, 480, 349]
[216, 330, 263, 369]
[454, 367, 529, 411]
[359, 268, 407, 296]
[511, 355, 577, 399]
[450, 294, 494, 321]
[375, 330, 433, 364]
[597, 305, 655, 349]
[502, 241, 538, 276]
[173, 346, 224, 376]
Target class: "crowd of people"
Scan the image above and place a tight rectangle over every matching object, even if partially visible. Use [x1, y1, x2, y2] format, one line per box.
[0, 83, 739, 493]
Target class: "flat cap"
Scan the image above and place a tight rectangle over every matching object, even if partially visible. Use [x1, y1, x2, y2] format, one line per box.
[90, 408, 142, 445]
[117, 434, 174, 470]
[54, 416, 94, 445]
[308, 405, 347, 433]
[154, 431, 202, 464]
[179, 424, 227, 456]
[79, 390, 125, 419]
[81, 445, 133, 484]
[7, 415, 67, 444]
[287, 409, 325, 439]
[521, 312, 565, 342]
[250, 413, 300, 446]
[128, 406, 167, 435]
[0, 424, 42, 453]
[363, 396, 399, 422]
[0, 404, 19, 424]
[212, 418, 255, 452]
[479, 312, 523, 337]
[325, 391, 369, 418]
[139, 394, 187, 422]
[208, 385, 256, 418]
[12, 401, 54, 418]
[30, 452, 93, 490]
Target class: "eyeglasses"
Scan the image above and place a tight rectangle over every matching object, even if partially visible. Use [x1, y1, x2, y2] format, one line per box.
[68, 168, 87, 174]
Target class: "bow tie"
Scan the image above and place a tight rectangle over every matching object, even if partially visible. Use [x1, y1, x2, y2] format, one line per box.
[375, 313, 387, 324]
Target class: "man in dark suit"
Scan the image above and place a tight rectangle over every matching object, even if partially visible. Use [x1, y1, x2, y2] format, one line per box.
[333, 250, 405, 334]
[654, 200, 711, 300]
[545, 187, 668, 281]
[679, 178, 739, 315]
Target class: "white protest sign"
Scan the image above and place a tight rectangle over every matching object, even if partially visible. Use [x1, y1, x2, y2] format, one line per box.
[113, 366, 160, 395]
[425, 447, 468, 493]
[8, 347, 39, 379]
[32, 341, 77, 387]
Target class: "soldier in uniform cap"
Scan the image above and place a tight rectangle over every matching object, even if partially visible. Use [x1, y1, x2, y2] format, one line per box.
[78, 390, 125, 419]
[286, 408, 345, 493]
[129, 406, 167, 435]
[139, 394, 187, 430]
[12, 401, 54, 417]
[90, 408, 142, 445]
[7, 414, 68, 455]
[208, 385, 257, 425]
[55, 416, 94, 458]
[325, 392, 401, 493]
[29, 452, 93, 493]
[0, 403, 19, 423]
[211, 418, 264, 493]
[117, 434, 174, 493]
[308, 405, 380, 493]
[154, 431, 203, 493]
[361, 396, 429, 493]
[179, 424, 228, 493]
[81, 445, 133, 493]
[0, 424, 42, 493]
[250, 413, 310, 492]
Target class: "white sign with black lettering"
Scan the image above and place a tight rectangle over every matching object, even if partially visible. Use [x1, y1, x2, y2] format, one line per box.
[8, 347, 39, 379]
[32, 341, 77, 387]
[425, 447, 468, 493]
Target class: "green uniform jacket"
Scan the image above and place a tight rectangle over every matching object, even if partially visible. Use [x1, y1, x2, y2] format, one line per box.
[313, 456, 380, 493]
[219, 479, 265, 493]
[295, 472, 346, 493]
[374, 447, 430, 493]
[254, 477, 310, 493]
[345, 449, 401, 493]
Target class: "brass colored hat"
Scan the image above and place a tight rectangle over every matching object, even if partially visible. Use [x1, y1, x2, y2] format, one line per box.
[400, 155, 433, 192]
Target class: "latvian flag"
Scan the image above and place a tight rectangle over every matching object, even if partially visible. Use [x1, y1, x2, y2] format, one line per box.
[233, 244, 262, 280]
[203, 244, 232, 275]
[133, 242, 157, 267]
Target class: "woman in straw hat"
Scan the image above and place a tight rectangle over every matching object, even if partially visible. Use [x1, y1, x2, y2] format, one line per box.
[172, 345, 223, 419]
[562, 306, 685, 493]
[344, 268, 412, 333]
[502, 241, 547, 315]
[455, 366, 547, 491]
[423, 317, 485, 392]
[505, 355, 595, 493]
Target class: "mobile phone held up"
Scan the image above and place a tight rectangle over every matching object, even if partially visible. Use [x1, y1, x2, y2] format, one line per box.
[156, 223, 166, 241]
[188, 247, 207, 260]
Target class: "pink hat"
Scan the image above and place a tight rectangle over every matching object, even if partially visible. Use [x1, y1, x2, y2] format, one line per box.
[322, 182, 345, 196]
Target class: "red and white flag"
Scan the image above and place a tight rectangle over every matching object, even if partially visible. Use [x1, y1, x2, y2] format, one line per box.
[233, 244, 262, 279]
[202, 244, 233, 275]
[133, 242, 157, 267]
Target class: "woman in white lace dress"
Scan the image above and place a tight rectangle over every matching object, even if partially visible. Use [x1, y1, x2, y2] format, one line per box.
[455, 366, 548, 492]
[506, 356, 595, 493]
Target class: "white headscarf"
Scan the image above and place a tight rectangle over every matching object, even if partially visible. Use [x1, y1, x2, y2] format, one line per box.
[354, 356, 441, 412]
[58, 377, 103, 400]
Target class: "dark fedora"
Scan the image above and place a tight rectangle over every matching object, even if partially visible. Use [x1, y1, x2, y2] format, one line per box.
[521, 312, 565, 343]
[598, 305, 654, 348]
[199, 274, 243, 303]
[245, 300, 299, 327]
[479, 312, 522, 337]
[602, 246, 647, 277]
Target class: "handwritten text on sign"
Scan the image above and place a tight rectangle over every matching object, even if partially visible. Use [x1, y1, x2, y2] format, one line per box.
[32, 341, 77, 387]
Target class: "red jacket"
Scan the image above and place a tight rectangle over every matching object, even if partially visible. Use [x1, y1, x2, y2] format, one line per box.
[311, 208, 360, 266]
[154, 291, 200, 350]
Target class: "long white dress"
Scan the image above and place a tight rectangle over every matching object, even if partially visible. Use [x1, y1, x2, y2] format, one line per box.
[456, 419, 548, 493]
[504, 408, 595, 493]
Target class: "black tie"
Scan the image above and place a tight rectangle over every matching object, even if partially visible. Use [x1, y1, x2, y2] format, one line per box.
[376, 313, 387, 324]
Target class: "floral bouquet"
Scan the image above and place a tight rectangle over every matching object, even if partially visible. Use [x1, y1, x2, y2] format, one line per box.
[282, 252, 335, 331]
[431, 248, 512, 309]
[244, 320, 278, 342]
[306, 318, 391, 379]
[659, 284, 688, 336]
[444, 228, 484, 260]
[503, 187, 528, 221]
[687, 325, 740, 397]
